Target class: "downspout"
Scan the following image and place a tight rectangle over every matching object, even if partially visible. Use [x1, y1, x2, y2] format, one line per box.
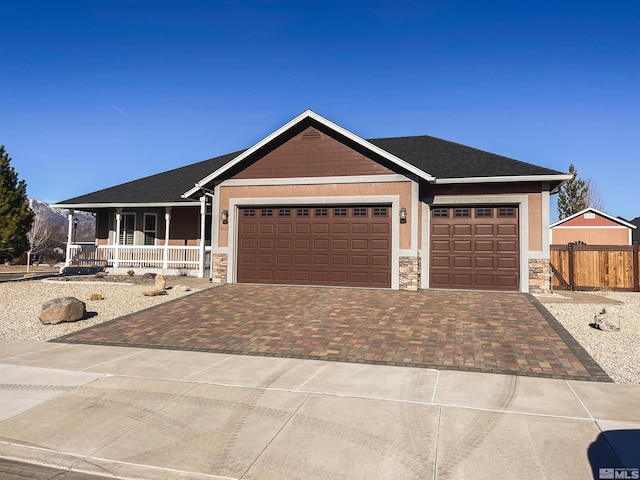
[198, 195, 206, 278]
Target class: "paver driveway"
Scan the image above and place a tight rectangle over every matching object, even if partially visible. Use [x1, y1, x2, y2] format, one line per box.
[54, 284, 609, 381]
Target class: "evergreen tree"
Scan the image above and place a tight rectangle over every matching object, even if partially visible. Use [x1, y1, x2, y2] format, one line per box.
[557, 164, 590, 220]
[0, 145, 34, 262]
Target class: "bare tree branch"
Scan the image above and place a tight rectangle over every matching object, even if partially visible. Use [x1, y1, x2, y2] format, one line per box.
[585, 178, 605, 211]
[26, 211, 53, 271]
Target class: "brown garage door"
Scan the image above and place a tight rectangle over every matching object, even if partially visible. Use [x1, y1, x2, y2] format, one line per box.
[430, 206, 519, 291]
[237, 206, 391, 288]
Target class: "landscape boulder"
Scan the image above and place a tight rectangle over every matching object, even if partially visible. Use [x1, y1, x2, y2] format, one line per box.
[143, 289, 167, 296]
[594, 306, 622, 331]
[40, 297, 87, 325]
[155, 274, 166, 291]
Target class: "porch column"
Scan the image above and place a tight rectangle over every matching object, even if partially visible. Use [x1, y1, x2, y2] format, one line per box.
[64, 210, 75, 267]
[114, 208, 122, 268]
[163, 207, 171, 269]
[198, 196, 206, 278]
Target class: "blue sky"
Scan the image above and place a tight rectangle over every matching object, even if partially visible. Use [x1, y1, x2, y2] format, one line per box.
[1, 0, 638, 220]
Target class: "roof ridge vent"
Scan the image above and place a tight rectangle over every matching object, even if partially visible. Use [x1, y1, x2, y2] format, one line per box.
[301, 128, 322, 141]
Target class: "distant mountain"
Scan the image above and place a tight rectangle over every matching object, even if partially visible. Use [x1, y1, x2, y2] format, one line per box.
[29, 199, 95, 243]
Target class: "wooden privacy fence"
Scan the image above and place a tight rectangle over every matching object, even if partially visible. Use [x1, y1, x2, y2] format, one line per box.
[550, 243, 640, 292]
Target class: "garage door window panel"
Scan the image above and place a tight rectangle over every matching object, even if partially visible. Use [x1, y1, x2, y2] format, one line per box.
[334, 208, 347, 217]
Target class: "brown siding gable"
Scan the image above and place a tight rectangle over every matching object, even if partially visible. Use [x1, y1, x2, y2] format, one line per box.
[232, 127, 396, 179]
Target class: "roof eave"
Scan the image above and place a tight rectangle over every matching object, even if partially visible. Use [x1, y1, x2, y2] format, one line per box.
[182, 109, 435, 198]
[51, 201, 200, 209]
[433, 174, 572, 188]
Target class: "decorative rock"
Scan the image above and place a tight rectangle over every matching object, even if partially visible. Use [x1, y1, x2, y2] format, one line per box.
[155, 274, 166, 291]
[594, 306, 622, 331]
[143, 290, 167, 296]
[40, 297, 86, 325]
[142, 272, 157, 279]
[173, 284, 191, 292]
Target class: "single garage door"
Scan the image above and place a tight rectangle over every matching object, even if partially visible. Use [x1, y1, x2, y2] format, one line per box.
[237, 205, 391, 288]
[430, 205, 519, 291]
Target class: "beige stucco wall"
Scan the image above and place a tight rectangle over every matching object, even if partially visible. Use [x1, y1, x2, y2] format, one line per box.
[527, 192, 543, 252]
[218, 181, 413, 249]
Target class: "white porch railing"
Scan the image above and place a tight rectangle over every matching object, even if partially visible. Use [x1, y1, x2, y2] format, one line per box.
[68, 245, 210, 272]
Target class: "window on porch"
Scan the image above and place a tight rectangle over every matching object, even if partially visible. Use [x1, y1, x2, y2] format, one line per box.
[143, 213, 157, 245]
[119, 213, 135, 245]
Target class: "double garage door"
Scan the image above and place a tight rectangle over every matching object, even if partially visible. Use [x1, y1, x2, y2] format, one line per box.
[430, 205, 520, 291]
[237, 205, 391, 288]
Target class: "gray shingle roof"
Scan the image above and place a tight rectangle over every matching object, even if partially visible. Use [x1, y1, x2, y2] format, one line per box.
[369, 135, 562, 178]
[55, 134, 565, 206]
[56, 151, 242, 205]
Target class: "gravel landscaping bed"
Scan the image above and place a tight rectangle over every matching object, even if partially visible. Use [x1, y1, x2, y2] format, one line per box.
[0, 277, 198, 342]
[540, 292, 640, 384]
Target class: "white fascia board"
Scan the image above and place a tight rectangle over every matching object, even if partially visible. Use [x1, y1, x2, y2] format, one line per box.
[433, 174, 573, 186]
[182, 109, 435, 199]
[549, 207, 636, 229]
[51, 202, 200, 209]
[551, 225, 631, 230]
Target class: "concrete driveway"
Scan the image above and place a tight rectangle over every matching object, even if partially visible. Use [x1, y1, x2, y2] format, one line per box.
[54, 284, 609, 381]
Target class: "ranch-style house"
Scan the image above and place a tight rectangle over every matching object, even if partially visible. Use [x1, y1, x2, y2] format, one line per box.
[53, 110, 571, 293]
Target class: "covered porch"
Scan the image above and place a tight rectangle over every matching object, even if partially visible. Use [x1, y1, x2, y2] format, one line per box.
[63, 198, 213, 278]
[67, 243, 212, 277]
